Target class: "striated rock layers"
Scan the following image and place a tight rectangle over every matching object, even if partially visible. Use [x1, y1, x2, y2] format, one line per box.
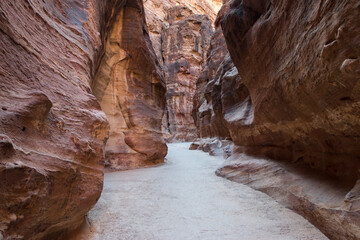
[221, 0, 360, 183]
[0, 0, 166, 239]
[144, 1, 221, 142]
[193, 0, 360, 239]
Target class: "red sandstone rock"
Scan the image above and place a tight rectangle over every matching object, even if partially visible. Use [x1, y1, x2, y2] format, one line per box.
[92, 1, 167, 170]
[192, 1, 233, 139]
[192, 0, 360, 238]
[221, 0, 360, 181]
[161, 7, 213, 142]
[144, 1, 222, 142]
[144, 0, 222, 66]
[0, 0, 166, 238]
[217, 149, 360, 240]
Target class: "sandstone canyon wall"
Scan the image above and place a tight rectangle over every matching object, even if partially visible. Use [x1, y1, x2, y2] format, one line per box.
[92, 1, 167, 170]
[192, 1, 234, 140]
[0, 0, 166, 239]
[161, 7, 213, 141]
[221, 0, 360, 181]
[193, 0, 360, 239]
[144, 0, 222, 142]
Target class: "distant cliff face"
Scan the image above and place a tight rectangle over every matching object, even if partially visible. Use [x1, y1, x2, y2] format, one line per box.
[192, 1, 233, 139]
[0, 0, 166, 238]
[161, 7, 213, 141]
[144, 0, 220, 142]
[193, 0, 360, 238]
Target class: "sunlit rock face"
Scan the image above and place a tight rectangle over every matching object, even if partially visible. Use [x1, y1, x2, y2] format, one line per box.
[92, 1, 167, 170]
[193, 0, 360, 238]
[144, 0, 221, 142]
[0, 0, 166, 238]
[145, 0, 223, 64]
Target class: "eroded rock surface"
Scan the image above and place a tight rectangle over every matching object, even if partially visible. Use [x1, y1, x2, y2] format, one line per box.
[92, 1, 167, 170]
[192, 0, 235, 139]
[192, 0, 360, 239]
[221, 0, 360, 181]
[161, 8, 213, 141]
[144, 1, 221, 142]
[0, 0, 166, 238]
[217, 150, 360, 240]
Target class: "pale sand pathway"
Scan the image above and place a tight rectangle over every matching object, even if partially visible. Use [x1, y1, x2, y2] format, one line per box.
[80, 143, 328, 240]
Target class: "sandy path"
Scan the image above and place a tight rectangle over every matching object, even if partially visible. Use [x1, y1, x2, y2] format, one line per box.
[79, 143, 327, 240]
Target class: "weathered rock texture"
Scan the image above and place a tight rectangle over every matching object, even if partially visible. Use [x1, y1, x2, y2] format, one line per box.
[144, 0, 221, 142]
[144, 0, 222, 64]
[161, 8, 213, 141]
[0, 0, 166, 238]
[92, 1, 167, 170]
[221, 0, 360, 182]
[193, 0, 360, 239]
[192, 0, 234, 139]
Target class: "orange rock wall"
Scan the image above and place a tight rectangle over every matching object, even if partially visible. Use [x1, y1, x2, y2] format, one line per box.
[92, 1, 167, 170]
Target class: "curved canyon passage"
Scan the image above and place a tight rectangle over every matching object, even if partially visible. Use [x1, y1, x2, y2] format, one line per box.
[78, 143, 327, 240]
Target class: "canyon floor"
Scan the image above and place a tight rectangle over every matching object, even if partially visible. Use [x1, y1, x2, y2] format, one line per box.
[74, 143, 328, 240]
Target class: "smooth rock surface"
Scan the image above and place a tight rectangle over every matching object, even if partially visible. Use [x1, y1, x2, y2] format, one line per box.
[0, 0, 167, 238]
[192, 0, 360, 238]
[0, 1, 110, 238]
[221, 0, 360, 180]
[78, 143, 328, 240]
[92, 0, 167, 170]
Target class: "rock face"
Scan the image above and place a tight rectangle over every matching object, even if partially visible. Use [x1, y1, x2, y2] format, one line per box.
[161, 7, 213, 141]
[192, 1, 233, 139]
[221, 0, 360, 182]
[0, 0, 166, 238]
[144, 0, 223, 65]
[92, 1, 167, 170]
[193, 0, 360, 238]
[144, 0, 221, 142]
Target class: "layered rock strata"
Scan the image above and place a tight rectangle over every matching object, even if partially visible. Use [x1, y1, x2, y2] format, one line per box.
[193, 0, 360, 238]
[0, 0, 166, 238]
[144, 0, 222, 64]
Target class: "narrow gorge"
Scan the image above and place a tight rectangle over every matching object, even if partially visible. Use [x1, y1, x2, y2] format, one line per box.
[0, 0, 359, 240]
